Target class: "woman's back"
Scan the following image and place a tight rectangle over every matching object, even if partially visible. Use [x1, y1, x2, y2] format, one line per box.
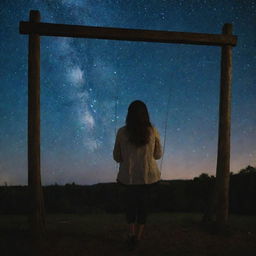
[113, 125, 162, 185]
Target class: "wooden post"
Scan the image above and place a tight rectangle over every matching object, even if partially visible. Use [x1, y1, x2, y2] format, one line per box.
[28, 10, 45, 235]
[215, 23, 233, 228]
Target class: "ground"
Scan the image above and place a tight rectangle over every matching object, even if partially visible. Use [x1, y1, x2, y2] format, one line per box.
[0, 213, 256, 256]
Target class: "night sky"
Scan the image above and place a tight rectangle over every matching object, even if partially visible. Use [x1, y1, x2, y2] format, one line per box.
[0, 0, 255, 185]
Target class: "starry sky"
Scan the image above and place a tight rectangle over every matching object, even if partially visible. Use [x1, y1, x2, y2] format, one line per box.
[0, 0, 255, 185]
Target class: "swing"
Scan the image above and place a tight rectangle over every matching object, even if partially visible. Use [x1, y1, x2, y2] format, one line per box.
[20, 10, 237, 231]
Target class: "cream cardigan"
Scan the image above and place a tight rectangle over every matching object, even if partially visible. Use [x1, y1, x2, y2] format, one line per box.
[113, 125, 162, 185]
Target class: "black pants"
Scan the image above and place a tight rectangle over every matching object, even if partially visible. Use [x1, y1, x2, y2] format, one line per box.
[123, 184, 155, 225]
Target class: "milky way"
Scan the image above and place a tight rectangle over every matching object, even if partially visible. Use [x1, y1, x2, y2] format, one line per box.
[0, 0, 255, 185]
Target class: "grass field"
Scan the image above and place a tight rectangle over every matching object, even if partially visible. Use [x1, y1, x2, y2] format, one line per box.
[0, 212, 256, 256]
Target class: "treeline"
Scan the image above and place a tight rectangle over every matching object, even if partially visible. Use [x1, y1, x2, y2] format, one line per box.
[0, 166, 255, 215]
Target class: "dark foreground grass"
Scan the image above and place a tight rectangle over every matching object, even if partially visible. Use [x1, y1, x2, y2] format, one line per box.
[0, 212, 256, 256]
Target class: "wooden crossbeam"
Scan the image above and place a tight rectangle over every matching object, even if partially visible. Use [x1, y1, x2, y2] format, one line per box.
[20, 21, 237, 46]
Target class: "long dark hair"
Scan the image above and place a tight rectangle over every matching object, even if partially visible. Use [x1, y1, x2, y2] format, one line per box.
[125, 100, 152, 147]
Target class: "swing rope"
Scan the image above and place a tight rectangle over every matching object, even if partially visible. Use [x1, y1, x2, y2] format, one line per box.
[114, 77, 119, 172]
[160, 85, 172, 172]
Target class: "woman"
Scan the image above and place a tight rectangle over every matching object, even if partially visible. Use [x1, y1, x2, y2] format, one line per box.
[113, 100, 162, 248]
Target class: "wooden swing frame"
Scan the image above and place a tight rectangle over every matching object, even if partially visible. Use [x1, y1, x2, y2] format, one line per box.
[19, 10, 237, 234]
